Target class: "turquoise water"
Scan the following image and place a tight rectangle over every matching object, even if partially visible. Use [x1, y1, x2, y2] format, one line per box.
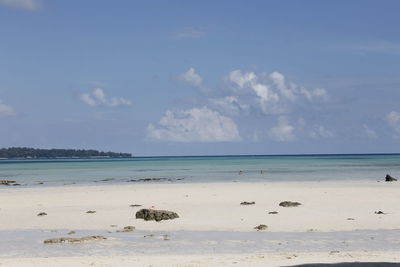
[0, 154, 399, 186]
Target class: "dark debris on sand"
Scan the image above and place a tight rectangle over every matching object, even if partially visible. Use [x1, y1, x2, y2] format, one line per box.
[279, 201, 302, 207]
[240, 201, 255, 205]
[254, 224, 268, 231]
[43, 235, 107, 244]
[136, 209, 179, 222]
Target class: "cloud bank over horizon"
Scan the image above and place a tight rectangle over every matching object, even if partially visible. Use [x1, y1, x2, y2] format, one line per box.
[149, 68, 334, 143]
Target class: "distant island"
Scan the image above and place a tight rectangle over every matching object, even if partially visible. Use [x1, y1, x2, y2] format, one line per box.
[0, 147, 132, 159]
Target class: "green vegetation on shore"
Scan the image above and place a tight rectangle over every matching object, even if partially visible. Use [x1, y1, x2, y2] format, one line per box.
[0, 147, 132, 159]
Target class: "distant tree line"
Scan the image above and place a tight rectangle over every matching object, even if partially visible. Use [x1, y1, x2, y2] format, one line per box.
[0, 147, 132, 159]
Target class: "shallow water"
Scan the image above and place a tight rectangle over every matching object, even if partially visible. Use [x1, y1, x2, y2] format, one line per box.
[0, 154, 400, 187]
[1, 229, 400, 258]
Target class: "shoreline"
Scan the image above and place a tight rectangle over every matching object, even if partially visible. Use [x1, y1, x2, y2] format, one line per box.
[0, 177, 390, 189]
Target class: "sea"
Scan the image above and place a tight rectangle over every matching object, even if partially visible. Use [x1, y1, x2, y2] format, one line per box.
[1, 154, 400, 187]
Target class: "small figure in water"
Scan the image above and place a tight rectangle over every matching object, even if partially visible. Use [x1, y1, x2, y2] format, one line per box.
[260, 170, 264, 174]
[239, 170, 244, 175]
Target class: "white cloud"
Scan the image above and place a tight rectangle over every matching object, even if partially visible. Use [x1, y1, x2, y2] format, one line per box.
[80, 88, 132, 108]
[309, 125, 334, 139]
[168, 67, 331, 142]
[228, 70, 257, 89]
[209, 96, 249, 116]
[362, 124, 377, 139]
[386, 111, 400, 138]
[226, 70, 327, 115]
[270, 72, 296, 102]
[268, 116, 296, 142]
[178, 68, 203, 87]
[228, 70, 281, 114]
[147, 106, 241, 142]
[0, 103, 16, 117]
[0, 0, 40, 10]
[300, 87, 327, 101]
[174, 28, 206, 39]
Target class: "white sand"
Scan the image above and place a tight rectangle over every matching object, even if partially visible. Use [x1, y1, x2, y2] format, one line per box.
[1, 181, 399, 232]
[0, 181, 399, 266]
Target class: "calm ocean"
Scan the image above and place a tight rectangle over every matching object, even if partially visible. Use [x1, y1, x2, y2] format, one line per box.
[0, 154, 399, 187]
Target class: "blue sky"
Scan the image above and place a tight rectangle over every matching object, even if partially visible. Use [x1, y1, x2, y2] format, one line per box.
[1, 0, 400, 156]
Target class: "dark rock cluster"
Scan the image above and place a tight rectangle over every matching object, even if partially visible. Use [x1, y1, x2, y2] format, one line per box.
[0, 180, 20, 186]
[135, 209, 179, 222]
[385, 174, 397, 182]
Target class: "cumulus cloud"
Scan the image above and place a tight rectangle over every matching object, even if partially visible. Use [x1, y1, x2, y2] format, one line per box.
[174, 28, 206, 39]
[268, 116, 296, 142]
[224, 70, 327, 115]
[160, 67, 331, 143]
[0, 0, 40, 10]
[178, 68, 203, 87]
[209, 96, 249, 116]
[270, 72, 296, 101]
[386, 111, 400, 138]
[0, 103, 16, 117]
[80, 88, 132, 108]
[147, 106, 241, 142]
[228, 70, 280, 114]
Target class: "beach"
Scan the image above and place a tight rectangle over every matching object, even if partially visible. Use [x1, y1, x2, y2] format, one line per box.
[1, 180, 399, 266]
[2, 0, 399, 265]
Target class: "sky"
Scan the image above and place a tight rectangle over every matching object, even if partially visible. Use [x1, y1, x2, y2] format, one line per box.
[0, 0, 400, 156]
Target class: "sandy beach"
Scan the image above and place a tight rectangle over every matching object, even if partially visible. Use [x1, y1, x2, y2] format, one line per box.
[1, 181, 400, 232]
[2, 0, 399, 265]
[1, 181, 399, 266]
